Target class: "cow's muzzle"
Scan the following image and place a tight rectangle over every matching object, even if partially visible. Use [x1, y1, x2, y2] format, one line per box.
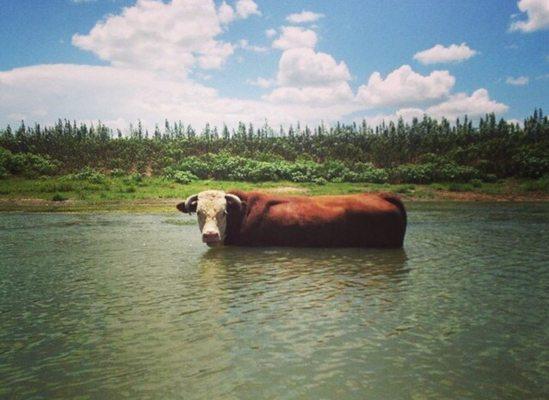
[202, 231, 221, 244]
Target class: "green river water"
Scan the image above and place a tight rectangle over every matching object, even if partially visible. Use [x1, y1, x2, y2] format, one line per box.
[0, 203, 548, 399]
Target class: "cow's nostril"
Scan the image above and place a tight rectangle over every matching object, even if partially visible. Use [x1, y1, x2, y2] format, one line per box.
[202, 232, 220, 240]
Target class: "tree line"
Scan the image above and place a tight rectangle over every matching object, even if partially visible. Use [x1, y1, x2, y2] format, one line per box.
[0, 110, 547, 183]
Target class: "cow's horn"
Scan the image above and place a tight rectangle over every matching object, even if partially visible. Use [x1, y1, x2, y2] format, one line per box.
[184, 194, 199, 212]
[225, 194, 242, 210]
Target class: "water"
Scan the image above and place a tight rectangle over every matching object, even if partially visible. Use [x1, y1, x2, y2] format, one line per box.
[0, 203, 548, 399]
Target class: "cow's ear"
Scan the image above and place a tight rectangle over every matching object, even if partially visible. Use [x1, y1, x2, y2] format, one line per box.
[178, 194, 198, 214]
[228, 200, 246, 214]
[177, 201, 198, 213]
[225, 194, 244, 213]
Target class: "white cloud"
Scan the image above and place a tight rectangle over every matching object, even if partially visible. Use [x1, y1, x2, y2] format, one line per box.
[265, 28, 277, 38]
[506, 76, 529, 85]
[356, 65, 455, 108]
[238, 39, 268, 53]
[272, 26, 317, 50]
[264, 15, 355, 108]
[509, 0, 549, 32]
[72, 0, 262, 76]
[196, 41, 235, 70]
[217, 1, 235, 24]
[235, 0, 261, 18]
[413, 43, 478, 64]
[263, 48, 353, 106]
[286, 10, 324, 24]
[276, 48, 351, 87]
[426, 89, 508, 119]
[246, 77, 275, 88]
[72, 0, 237, 76]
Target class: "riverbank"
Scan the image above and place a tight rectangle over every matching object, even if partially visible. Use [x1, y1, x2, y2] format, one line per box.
[0, 176, 547, 212]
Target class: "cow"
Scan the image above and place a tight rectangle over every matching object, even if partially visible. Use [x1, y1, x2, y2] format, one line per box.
[176, 190, 407, 248]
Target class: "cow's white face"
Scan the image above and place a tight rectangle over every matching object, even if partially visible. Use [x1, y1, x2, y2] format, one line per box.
[196, 190, 228, 246]
[177, 190, 242, 247]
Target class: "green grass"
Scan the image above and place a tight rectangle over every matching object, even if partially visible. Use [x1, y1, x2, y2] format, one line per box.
[520, 175, 549, 192]
[0, 175, 547, 212]
[51, 193, 68, 202]
[448, 183, 473, 192]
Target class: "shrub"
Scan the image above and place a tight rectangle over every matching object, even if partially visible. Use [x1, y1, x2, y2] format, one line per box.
[437, 163, 480, 182]
[319, 160, 350, 181]
[4, 153, 24, 175]
[353, 162, 389, 183]
[174, 156, 211, 179]
[390, 161, 481, 184]
[0, 148, 61, 177]
[286, 162, 319, 182]
[417, 153, 450, 164]
[110, 168, 126, 177]
[160, 152, 485, 184]
[521, 175, 549, 192]
[52, 193, 67, 201]
[484, 174, 498, 183]
[26, 154, 61, 176]
[470, 178, 482, 188]
[40, 182, 74, 193]
[390, 163, 434, 184]
[512, 149, 549, 178]
[245, 161, 280, 182]
[313, 177, 327, 185]
[163, 168, 198, 184]
[67, 167, 106, 183]
[0, 148, 9, 166]
[123, 173, 144, 184]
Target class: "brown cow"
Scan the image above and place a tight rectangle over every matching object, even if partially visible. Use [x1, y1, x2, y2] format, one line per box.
[176, 190, 406, 248]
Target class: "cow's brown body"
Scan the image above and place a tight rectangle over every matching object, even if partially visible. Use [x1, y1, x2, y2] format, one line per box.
[223, 191, 406, 248]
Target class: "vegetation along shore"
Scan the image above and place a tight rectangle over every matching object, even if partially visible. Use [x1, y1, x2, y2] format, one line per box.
[1, 110, 547, 211]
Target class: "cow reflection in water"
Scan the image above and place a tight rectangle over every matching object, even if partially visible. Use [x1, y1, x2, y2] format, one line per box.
[198, 247, 409, 309]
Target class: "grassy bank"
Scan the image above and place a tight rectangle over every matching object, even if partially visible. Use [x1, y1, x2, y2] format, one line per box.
[0, 176, 548, 212]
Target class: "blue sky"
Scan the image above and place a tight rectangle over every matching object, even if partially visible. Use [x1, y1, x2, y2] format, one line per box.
[0, 0, 547, 129]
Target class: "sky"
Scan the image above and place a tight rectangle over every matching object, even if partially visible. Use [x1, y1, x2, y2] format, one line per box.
[0, 0, 548, 130]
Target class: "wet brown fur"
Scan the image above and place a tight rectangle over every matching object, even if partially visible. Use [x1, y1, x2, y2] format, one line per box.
[223, 191, 406, 248]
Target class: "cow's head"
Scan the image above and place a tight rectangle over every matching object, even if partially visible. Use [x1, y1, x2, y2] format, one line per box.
[176, 190, 242, 246]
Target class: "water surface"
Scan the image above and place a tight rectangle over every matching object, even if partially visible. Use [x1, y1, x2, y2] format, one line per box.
[1, 203, 548, 399]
